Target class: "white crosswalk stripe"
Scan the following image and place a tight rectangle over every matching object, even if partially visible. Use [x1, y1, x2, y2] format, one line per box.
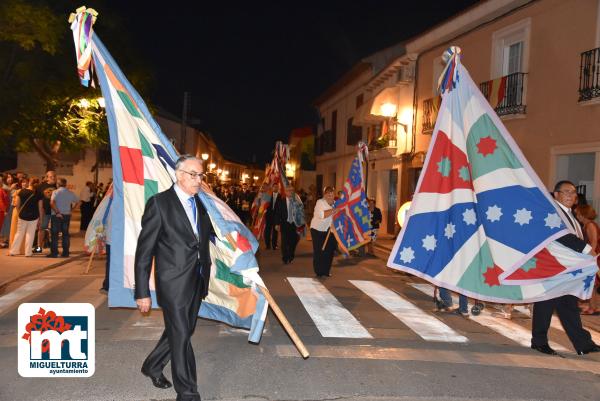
[287, 277, 372, 338]
[350, 280, 468, 343]
[410, 283, 570, 352]
[0, 279, 63, 316]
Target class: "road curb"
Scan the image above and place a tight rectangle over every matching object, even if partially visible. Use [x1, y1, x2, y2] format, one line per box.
[0, 253, 87, 293]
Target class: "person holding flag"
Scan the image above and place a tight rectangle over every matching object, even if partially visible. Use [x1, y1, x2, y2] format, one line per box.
[135, 155, 213, 400]
[310, 186, 340, 277]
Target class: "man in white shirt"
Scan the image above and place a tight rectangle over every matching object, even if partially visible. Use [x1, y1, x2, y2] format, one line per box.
[531, 180, 599, 356]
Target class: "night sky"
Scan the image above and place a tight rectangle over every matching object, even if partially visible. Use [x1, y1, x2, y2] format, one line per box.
[104, 1, 479, 164]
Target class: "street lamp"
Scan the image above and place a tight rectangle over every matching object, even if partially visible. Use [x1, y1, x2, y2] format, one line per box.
[201, 153, 209, 161]
[208, 162, 216, 171]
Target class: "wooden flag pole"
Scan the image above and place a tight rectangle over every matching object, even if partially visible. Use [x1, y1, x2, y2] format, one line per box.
[84, 247, 96, 274]
[225, 235, 309, 358]
[258, 284, 309, 359]
[321, 229, 332, 251]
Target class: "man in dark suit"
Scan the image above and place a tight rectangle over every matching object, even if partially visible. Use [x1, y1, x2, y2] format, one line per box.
[274, 185, 300, 264]
[264, 182, 279, 250]
[135, 155, 213, 401]
[530, 180, 600, 356]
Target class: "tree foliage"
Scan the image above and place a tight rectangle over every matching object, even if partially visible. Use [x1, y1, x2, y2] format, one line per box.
[0, 0, 153, 170]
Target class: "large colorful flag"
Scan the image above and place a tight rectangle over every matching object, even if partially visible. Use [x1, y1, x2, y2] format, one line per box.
[250, 141, 289, 239]
[69, 7, 268, 342]
[387, 47, 597, 303]
[331, 143, 371, 254]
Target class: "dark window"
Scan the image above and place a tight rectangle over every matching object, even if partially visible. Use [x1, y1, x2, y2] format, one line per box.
[346, 118, 362, 146]
[331, 110, 337, 152]
[315, 134, 323, 156]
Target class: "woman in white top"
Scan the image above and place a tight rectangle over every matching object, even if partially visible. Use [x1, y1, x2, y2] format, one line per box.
[310, 186, 339, 277]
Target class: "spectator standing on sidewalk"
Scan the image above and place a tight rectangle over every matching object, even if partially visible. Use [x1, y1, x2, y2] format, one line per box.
[0, 175, 9, 247]
[48, 178, 79, 258]
[575, 204, 600, 315]
[79, 181, 94, 231]
[437, 287, 469, 318]
[9, 178, 40, 257]
[366, 199, 382, 256]
[36, 171, 57, 253]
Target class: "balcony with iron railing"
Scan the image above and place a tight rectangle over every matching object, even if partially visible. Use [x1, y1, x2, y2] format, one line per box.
[479, 72, 527, 116]
[579, 47, 600, 102]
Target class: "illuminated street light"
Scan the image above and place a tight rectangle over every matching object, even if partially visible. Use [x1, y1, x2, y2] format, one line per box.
[253, 175, 259, 181]
[78, 98, 91, 109]
[216, 168, 223, 174]
[208, 163, 216, 170]
[201, 153, 209, 161]
[380, 102, 397, 117]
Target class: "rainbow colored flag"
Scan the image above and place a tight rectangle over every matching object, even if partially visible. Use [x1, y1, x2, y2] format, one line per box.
[387, 47, 597, 303]
[70, 7, 267, 342]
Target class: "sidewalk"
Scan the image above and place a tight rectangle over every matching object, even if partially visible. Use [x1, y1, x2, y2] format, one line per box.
[0, 211, 87, 290]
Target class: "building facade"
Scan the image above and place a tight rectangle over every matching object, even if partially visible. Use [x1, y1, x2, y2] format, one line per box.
[314, 0, 600, 233]
[411, 0, 600, 214]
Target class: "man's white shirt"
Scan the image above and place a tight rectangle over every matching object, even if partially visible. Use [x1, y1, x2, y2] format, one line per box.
[174, 184, 198, 236]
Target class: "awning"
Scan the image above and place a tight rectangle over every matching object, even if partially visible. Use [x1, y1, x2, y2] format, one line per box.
[353, 86, 402, 125]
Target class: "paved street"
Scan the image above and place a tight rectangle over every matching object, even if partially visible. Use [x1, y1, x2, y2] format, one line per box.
[1, 238, 600, 401]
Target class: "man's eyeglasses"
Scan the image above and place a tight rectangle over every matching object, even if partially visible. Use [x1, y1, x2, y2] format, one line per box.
[558, 189, 577, 196]
[180, 170, 205, 180]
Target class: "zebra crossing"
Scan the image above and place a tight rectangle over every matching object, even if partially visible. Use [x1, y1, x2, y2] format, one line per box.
[286, 277, 600, 353]
[2, 276, 600, 354]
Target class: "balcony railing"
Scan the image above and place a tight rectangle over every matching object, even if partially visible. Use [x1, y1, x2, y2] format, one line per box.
[579, 47, 600, 102]
[479, 72, 527, 116]
[421, 96, 441, 134]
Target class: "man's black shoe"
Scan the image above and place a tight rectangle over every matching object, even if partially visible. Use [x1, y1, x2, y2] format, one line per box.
[141, 368, 172, 389]
[576, 344, 600, 355]
[530, 344, 558, 355]
[46, 254, 58, 258]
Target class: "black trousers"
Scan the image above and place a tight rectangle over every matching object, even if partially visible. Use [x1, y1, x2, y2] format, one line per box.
[101, 244, 110, 290]
[142, 277, 204, 401]
[280, 222, 298, 262]
[311, 228, 336, 276]
[264, 217, 278, 248]
[532, 295, 594, 351]
[80, 201, 93, 231]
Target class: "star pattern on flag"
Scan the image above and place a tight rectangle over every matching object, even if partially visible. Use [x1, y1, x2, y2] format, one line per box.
[462, 208, 477, 225]
[458, 166, 471, 182]
[437, 157, 451, 177]
[544, 213, 562, 229]
[483, 265, 503, 287]
[444, 223, 456, 239]
[513, 208, 532, 226]
[422, 235, 437, 251]
[399, 247, 415, 263]
[570, 269, 583, 276]
[486, 205, 503, 222]
[476, 136, 497, 157]
[584, 275, 595, 291]
[520, 257, 537, 272]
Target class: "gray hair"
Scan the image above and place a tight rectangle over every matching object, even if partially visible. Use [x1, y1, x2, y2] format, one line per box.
[175, 155, 203, 171]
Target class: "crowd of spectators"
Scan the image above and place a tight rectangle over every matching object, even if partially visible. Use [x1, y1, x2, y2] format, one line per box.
[0, 170, 111, 257]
